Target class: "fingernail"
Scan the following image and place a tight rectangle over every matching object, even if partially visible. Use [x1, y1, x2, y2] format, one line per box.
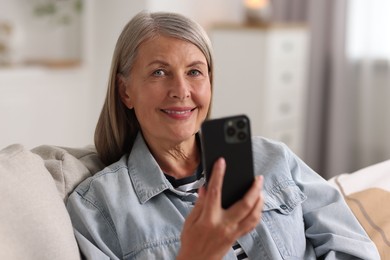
[217, 158, 226, 175]
[219, 157, 226, 167]
[257, 175, 264, 187]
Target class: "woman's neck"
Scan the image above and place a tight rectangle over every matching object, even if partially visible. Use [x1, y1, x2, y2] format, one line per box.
[144, 134, 200, 179]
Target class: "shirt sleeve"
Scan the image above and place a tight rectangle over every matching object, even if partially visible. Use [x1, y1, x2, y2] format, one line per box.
[66, 191, 122, 260]
[286, 146, 380, 259]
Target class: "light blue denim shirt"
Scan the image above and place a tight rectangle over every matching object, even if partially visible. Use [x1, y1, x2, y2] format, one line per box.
[66, 134, 379, 259]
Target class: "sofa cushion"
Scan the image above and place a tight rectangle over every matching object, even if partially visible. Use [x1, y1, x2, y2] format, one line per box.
[0, 144, 81, 260]
[328, 160, 390, 259]
[32, 145, 105, 201]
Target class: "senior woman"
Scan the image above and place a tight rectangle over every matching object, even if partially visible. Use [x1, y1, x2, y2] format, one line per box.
[66, 11, 380, 259]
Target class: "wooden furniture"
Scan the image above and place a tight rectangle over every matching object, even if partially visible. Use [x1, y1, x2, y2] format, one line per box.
[209, 25, 309, 156]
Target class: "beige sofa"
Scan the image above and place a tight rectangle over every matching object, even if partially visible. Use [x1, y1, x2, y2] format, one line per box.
[328, 160, 390, 259]
[0, 144, 389, 259]
[0, 144, 104, 260]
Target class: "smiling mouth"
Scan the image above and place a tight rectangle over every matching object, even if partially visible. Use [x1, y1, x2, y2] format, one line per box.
[161, 108, 196, 114]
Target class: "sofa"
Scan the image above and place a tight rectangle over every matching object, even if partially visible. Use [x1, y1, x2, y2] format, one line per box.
[328, 161, 390, 259]
[0, 144, 389, 259]
[0, 144, 104, 260]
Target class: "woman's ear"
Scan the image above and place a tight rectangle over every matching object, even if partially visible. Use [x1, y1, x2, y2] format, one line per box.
[117, 74, 134, 109]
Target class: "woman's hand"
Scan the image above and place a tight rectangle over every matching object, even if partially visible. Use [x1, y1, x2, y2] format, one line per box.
[177, 158, 264, 260]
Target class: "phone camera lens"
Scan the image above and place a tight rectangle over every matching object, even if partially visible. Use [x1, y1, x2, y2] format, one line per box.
[237, 131, 247, 140]
[236, 119, 246, 129]
[226, 127, 236, 136]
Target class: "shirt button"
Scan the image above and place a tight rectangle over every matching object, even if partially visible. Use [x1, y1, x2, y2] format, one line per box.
[280, 204, 288, 210]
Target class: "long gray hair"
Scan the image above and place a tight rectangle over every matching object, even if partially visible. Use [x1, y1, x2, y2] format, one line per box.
[94, 11, 214, 165]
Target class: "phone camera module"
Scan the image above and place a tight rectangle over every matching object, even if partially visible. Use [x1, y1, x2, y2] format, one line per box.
[224, 117, 249, 144]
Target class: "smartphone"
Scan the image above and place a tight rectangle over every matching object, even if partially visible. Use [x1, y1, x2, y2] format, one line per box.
[200, 114, 255, 209]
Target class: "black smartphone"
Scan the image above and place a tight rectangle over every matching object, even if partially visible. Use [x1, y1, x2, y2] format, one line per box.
[200, 114, 255, 209]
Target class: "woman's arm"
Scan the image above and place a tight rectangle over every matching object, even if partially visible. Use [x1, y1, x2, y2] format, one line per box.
[288, 150, 380, 259]
[67, 189, 122, 260]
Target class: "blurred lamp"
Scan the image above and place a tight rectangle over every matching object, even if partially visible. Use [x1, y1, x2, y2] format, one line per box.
[244, 0, 272, 24]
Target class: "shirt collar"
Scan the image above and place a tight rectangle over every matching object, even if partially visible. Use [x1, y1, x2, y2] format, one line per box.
[127, 133, 172, 204]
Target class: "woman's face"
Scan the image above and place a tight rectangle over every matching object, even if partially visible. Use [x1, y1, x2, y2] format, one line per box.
[119, 35, 211, 145]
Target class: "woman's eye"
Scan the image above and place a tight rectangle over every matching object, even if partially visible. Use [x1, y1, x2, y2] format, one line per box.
[189, 69, 201, 76]
[153, 69, 165, 76]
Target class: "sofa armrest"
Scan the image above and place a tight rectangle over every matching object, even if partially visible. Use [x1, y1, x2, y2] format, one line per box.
[328, 160, 390, 259]
[0, 144, 81, 260]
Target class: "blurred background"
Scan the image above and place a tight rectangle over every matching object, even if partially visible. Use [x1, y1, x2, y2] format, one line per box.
[0, 0, 389, 179]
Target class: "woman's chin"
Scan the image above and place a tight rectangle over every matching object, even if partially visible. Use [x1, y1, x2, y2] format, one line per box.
[170, 130, 197, 142]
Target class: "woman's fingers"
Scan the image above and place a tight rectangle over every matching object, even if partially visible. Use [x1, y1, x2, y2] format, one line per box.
[189, 157, 225, 223]
[191, 158, 264, 233]
[186, 186, 206, 224]
[202, 158, 226, 216]
[236, 183, 264, 236]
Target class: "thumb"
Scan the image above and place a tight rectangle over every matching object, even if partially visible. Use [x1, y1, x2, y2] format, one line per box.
[186, 186, 206, 224]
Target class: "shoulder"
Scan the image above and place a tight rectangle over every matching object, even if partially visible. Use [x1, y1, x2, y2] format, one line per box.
[251, 136, 303, 185]
[71, 154, 130, 199]
[251, 136, 291, 162]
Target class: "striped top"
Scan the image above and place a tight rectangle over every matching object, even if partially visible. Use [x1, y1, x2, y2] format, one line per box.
[165, 168, 249, 260]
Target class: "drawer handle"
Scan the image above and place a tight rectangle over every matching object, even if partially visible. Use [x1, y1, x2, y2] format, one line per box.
[281, 72, 293, 83]
[279, 103, 291, 114]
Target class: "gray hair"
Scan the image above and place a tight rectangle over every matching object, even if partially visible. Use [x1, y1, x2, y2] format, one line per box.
[94, 11, 214, 165]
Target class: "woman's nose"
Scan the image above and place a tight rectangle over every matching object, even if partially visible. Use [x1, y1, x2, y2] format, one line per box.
[169, 75, 190, 100]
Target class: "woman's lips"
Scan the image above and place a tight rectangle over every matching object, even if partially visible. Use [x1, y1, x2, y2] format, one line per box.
[161, 107, 196, 119]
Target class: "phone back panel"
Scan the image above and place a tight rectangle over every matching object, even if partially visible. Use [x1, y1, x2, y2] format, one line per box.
[200, 115, 254, 208]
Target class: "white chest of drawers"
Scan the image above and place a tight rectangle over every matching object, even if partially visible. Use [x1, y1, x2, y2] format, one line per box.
[209, 25, 309, 156]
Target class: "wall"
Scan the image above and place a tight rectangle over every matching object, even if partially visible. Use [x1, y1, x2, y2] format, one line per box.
[147, 0, 244, 29]
[0, 67, 90, 148]
[0, 0, 244, 149]
[0, 1, 147, 149]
